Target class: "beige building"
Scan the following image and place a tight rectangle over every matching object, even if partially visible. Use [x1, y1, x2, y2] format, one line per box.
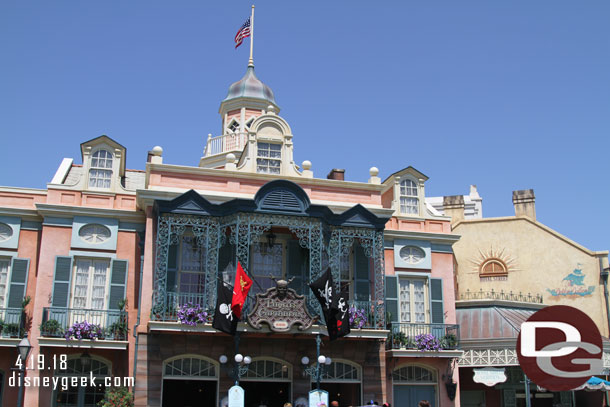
[436, 188, 610, 407]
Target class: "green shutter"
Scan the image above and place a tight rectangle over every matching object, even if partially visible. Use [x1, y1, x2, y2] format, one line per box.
[354, 245, 370, 301]
[166, 243, 178, 292]
[109, 260, 128, 310]
[503, 389, 516, 407]
[385, 275, 399, 323]
[287, 241, 305, 295]
[52, 256, 73, 307]
[430, 278, 444, 324]
[7, 258, 29, 309]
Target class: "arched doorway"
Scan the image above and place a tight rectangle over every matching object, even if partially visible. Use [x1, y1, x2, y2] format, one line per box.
[162, 355, 218, 407]
[240, 357, 292, 407]
[312, 360, 362, 406]
[392, 365, 438, 407]
[53, 355, 111, 407]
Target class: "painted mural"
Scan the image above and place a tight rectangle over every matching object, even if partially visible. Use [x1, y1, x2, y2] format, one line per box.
[547, 265, 595, 298]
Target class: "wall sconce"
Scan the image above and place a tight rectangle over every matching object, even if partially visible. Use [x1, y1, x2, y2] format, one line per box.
[266, 232, 276, 248]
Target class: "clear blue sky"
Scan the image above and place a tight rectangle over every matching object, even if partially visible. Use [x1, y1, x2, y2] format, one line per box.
[1, 1, 609, 252]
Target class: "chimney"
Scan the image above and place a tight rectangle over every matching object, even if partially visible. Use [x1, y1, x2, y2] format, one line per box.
[443, 195, 465, 225]
[512, 189, 536, 220]
[327, 169, 345, 181]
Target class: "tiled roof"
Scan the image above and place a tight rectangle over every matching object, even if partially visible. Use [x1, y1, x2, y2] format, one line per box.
[456, 306, 536, 341]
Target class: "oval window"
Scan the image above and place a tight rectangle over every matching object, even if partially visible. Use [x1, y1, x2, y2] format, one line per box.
[0, 223, 13, 242]
[79, 224, 111, 244]
[399, 246, 425, 264]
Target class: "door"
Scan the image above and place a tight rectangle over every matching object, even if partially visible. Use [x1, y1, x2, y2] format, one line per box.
[393, 385, 436, 407]
[461, 390, 485, 407]
[162, 379, 217, 407]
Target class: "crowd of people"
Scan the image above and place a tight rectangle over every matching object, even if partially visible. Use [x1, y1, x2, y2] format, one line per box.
[280, 399, 432, 407]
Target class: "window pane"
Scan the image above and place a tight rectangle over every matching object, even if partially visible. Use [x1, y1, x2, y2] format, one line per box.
[251, 242, 283, 294]
[0, 260, 9, 306]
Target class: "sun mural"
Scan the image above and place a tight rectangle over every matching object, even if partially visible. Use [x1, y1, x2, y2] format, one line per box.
[469, 246, 520, 281]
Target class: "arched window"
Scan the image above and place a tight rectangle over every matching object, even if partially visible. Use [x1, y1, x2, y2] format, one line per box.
[163, 355, 218, 379]
[392, 365, 436, 383]
[320, 360, 361, 382]
[480, 259, 507, 277]
[399, 179, 419, 215]
[89, 150, 113, 189]
[79, 224, 111, 244]
[242, 358, 291, 381]
[54, 355, 111, 407]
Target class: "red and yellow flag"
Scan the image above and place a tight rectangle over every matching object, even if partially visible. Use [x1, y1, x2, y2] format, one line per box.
[231, 262, 253, 319]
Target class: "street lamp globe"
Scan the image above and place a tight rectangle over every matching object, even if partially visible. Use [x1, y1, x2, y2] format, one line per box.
[243, 356, 252, 365]
[317, 355, 326, 365]
[16, 337, 31, 362]
[234, 354, 244, 363]
[219, 355, 228, 364]
[325, 357, 332, 365]
[301, 356, 310, 365]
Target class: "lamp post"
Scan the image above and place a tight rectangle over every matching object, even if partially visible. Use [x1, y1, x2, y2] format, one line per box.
[15, 337, 32, 407]
[301, 335, 332, 390]
[219, 353, 252, 385]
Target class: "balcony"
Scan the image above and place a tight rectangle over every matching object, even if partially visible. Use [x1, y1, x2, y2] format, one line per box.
[150, 291, 385, 331]
[41, 308, 128, 342]
[0, 308, 25, 339]
[387, 322, 461, 357]
[203, 132, 247, 157]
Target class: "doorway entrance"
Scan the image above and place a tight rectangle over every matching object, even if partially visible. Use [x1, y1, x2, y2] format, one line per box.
[162, 379, 216, 407]
[312, 360, 363, 406]
[314, 383, 361, 406]
[241, 381, 291, 407]
[161, 356, 219, 407]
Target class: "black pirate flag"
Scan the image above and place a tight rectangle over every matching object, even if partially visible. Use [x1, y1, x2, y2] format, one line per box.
[212, 282, 238, 335]
[309, 268, 337, 323]
[328, 285, 351, 341]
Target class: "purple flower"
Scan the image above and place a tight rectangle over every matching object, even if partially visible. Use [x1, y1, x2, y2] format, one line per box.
[177, 302, 208, 326]
[348, 307, 367, 329]
[65, 321, 103, 341]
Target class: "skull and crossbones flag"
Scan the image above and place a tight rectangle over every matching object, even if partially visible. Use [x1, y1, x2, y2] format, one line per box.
[212, 281, 238, 335]
[327, 285, 351, 341]
[309, 268, 340, 336]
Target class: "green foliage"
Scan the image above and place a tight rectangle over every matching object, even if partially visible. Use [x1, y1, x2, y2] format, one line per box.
[40, 319, 61, 335]
[21, 295, 31, 309]
[4, 322, 23, 337]
[440, 333, 458, 349]
[98, 386, 134, 407]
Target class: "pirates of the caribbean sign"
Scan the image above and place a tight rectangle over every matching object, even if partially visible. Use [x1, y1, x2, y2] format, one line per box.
[247, 278, 316, 332]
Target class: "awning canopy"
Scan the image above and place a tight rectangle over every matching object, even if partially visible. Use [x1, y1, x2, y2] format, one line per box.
[574, 376, 610, 391]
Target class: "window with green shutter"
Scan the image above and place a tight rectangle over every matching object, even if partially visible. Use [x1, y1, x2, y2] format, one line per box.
[7, 258, 29, 309]
[430, 278, 444, 324]
[52, 256, 73, 308]
[109, 260, 128, 310]
[287, 240, 307, 295]
[385, 275, 399, 324]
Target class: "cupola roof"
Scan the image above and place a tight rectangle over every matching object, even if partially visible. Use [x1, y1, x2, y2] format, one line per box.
[223, 66, 276, 105]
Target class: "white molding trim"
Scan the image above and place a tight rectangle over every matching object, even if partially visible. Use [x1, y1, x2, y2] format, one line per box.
[35, 203, 144, 223]
[0, 338, 22, 347]
[37, 337, 128, 350]
[148, 322, 388, 339]
[384, 230, 460, 244]
[455, 299, 545, 309]
[458, 348, 518, 367]
[0, 186, 48, 195]
[389, 349, 464, 358]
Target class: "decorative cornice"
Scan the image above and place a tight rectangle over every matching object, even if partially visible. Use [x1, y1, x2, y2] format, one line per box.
[383, 230, 460, 244]
[0, 207, 43, 222]
[0, 186, 47, 195]
[146, 163, 386, 192]
[35, 203, 144, 223]
[455, 299, 545, 310]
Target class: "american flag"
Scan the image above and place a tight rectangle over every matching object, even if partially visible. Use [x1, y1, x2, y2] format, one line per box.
[234, 17, 251, 49]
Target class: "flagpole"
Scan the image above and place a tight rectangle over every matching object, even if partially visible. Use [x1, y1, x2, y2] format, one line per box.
[248, 5, 255, 67]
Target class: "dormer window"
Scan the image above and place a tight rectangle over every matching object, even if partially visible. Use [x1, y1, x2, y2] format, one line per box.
[228, 119, 239, 133]
[399, 179, 419, 215]
[89, 149, 113, 188]
[257, 143, 281, 174]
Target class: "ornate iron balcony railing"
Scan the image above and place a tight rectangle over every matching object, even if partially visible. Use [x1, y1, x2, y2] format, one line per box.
[41, 307, 128, 341]
[0, 308, 25, 338]
[203, 132, 248, 157]
[150, 291, 384, 329]
[459, 289, 543, 304]
[387, 322, 460, 351]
